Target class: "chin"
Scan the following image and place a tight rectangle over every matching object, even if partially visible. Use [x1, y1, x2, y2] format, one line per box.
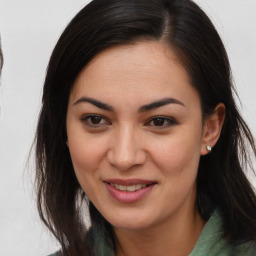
[104, 210, 158, 231]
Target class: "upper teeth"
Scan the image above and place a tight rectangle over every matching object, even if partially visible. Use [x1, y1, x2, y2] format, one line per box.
[110, 183, 147, 192]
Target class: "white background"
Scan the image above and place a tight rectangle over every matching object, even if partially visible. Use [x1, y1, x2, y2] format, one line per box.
[0, 0, 255, 255]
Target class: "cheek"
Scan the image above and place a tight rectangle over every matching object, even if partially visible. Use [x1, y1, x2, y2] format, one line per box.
[67, 135, 108, 203]
[67, 131, 107, 181]
[151, 127, 202, 174]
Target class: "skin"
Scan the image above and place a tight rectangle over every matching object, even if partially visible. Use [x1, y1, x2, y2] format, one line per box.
[66, 41, 225, 256]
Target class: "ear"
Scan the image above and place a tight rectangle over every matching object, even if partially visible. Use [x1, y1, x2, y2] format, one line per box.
[201, 103, 225, 155]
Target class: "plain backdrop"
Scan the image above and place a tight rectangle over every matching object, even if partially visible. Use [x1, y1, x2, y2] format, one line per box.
[0, 0, 255, 255]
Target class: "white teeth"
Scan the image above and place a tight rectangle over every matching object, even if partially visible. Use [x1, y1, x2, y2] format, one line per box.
[119, 185, 126, 191]
[127, 185, 136, 192]
[110, 183, 148, 192]
[136, 184, 146, 190]
[135, 184, 141, 190]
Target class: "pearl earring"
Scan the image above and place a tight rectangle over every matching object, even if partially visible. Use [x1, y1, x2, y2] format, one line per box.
[206, 145, 212, 152]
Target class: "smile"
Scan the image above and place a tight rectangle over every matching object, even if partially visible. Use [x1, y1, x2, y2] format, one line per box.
[109, 183, 148, 192]
[104, 179, 157, 203]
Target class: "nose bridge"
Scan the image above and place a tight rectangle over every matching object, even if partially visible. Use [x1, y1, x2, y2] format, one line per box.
[108, 123, 145, 170]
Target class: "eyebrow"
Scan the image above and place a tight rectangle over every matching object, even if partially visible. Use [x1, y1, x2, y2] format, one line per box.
[73, 97, 184, 112]
[138, 98, 185, 112]
[73, 97, 114, 111]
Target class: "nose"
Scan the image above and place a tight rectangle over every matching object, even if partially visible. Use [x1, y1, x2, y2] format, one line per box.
[107, 125, 147, 171]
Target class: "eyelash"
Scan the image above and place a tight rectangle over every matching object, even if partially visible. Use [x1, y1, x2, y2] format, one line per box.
[145, 116, 178, 128]
[81, 114, 111, 128]
[80, 114, 177, 129]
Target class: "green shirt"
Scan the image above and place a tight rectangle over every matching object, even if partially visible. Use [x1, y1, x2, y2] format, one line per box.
[48, 209, 256, 256]
[189, 210, 256, 256]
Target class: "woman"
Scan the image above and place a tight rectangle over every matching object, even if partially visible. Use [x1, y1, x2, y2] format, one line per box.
[35, 0, 256, 255]
[0, 37, 3, 77]
[0, 39, 3, 76]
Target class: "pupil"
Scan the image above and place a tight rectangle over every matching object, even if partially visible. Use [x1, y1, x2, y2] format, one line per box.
[153, 118, 164, 126]
[91, 116, 101, 124]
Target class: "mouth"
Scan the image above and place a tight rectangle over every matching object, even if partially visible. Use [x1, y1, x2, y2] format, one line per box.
[106, 183, 152, 192]
[103, 179, 157, 203]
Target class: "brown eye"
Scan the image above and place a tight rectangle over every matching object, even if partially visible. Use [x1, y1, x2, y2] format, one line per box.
[90, 116, 102, 124]
[152, 118, 165, 126]
[81, 114, 111, 128]
[146, 116, 177, 128]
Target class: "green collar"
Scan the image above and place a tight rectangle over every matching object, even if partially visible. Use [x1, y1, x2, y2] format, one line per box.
[92, 209, 256, 256]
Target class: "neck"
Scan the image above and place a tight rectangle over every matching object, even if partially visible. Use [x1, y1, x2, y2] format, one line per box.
[114, 206, 205, 256]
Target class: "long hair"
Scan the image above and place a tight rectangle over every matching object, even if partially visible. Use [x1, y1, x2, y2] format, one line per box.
[35, 0, 256, 255]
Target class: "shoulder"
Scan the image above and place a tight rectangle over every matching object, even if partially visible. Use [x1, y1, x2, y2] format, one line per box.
[232, 241, 256, 256]
[190, 209, 256, 256]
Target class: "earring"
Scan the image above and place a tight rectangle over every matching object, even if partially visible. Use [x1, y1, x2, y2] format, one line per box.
[206, 145, 212, 152]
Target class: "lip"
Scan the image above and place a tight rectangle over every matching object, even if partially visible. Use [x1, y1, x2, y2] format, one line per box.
[104, 179, 157, 203]
[104, 178, 156, 186]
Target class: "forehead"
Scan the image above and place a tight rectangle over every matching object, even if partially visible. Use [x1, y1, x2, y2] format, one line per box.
[70, 41, 198, 106]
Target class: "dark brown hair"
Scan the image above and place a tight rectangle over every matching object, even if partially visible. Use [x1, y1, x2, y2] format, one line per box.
[35, 0, 256, 255]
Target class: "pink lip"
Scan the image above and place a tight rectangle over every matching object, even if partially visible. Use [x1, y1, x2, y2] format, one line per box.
[104, 179, 156, 203]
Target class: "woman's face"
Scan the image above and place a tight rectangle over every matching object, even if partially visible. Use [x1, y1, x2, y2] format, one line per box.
[66, 41, 207, 231]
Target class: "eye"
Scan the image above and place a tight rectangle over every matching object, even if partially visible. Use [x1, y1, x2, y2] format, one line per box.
[81, 114, 111, 128]
[145, 116, 177, 128]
